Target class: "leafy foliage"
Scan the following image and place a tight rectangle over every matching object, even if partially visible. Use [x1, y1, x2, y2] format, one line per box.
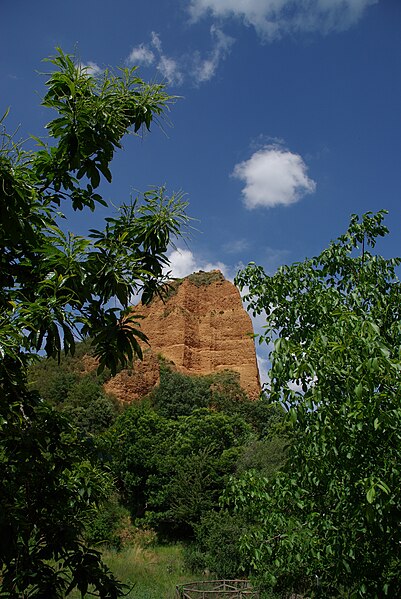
[0, 48, 189, 597]
[1, 49, 189, 376]
[184, 510, 247, 579]
[0, 387, 125, 598]
[149, 364, 283, 436]
[235, 436, 288, 478]
[149, 364, 211, 418]
[85, 494, 131, 551]
[29, 345, 120, 435]
[105, 404, 252, 539]
[227, 211, 401, 598]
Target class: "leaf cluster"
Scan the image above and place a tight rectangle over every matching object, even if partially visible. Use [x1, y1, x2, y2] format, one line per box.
[0, 49, 189, 380]
[0, 48, 189, 597]
[231, 211, 401, 597]
[103, 404, 253, 539]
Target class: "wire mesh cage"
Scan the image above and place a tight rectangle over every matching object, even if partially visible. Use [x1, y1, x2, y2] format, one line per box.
[176, 579, 260, 599]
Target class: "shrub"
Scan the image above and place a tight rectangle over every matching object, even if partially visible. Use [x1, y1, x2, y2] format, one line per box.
[185, 510, 246, 579]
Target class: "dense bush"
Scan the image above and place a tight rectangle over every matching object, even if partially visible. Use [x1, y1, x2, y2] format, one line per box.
[236, 436, 288, 477]
[229, 211, 401, 597]
[28, 344, 120, 434]
[185, 510, 246, 579]
[149, 364, 284, 438]
[105, 405, 252, 539]
[149, 365, 210, 418]
[85, 494, 130, 550]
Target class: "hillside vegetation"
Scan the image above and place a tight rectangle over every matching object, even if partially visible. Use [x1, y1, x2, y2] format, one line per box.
[28, 346, 287, 589]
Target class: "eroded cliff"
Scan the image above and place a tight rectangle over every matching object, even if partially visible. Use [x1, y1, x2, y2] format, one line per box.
[105, 270, 261, 402]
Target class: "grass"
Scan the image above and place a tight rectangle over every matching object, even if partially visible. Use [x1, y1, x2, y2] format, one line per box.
[69, 543, 206, 599]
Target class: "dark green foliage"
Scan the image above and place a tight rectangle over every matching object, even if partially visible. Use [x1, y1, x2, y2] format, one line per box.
[47, 370, 79, 405]
[106, 405, 252, 539]
[103, 405, 174, 521]
[106, 365, 286, 544]
[227, 211, 401, 598]
[29, 346, 120, 435]
[0, 48, 189, 597]
[236, 436, 288, 478]
[149, 364, 283, 438]
[85, 494, 130, 550]
[0, 385, 125, 598]
[63, 394, 119, 435]
[209, 373, 284, 438]
[149, 365, 210, 418]
[185, 510, 246, 579]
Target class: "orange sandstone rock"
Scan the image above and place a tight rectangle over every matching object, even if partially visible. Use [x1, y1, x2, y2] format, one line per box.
[106, 270, 261, 402]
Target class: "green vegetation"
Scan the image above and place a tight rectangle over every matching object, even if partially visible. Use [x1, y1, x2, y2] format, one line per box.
[26, 345, 287, 591]
[5, 43, 397, 599]
[187, 270, 225, 287]
[149, 365, 282, 435]
[0, 48, 190, 598]
[228, 211, 401, 598]
[28, 340, 120, 434]
[106, 405, 252, 538]
[68, 544, 199, 599]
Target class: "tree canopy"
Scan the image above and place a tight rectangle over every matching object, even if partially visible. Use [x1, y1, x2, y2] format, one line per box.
[0, 49, 189, 597]
[228, 211, 401, 598]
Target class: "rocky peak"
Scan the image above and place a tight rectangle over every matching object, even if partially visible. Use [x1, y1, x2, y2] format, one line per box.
[104, 270, 261, 402]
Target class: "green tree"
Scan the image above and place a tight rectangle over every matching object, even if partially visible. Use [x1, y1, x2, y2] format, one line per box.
[0, 48, 188, 597]
[185, 509, 247, 579]
[106, 405, 251, 539]
[160, 409, 251, 535]
[104, 405, 174, 521]
[227, 211, 401, 598]
[149, 365, 211, 418]
[28, 341, 120, 434]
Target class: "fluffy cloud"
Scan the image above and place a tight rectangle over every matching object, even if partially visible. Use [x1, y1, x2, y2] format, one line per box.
[256, 352, 270, 386]
[127, 32, 183, 84]
[232, 145, 316, 209]
[127, 44, 155, 67]
[80, 61, 102, 75]
[189, 0, 377, 40]
[126, 27, 233, 85]
[166, 247, 230, 279]
[150, 32, 184, 84]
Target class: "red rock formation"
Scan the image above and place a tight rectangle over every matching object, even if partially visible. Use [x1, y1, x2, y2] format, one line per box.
[105, 270, 261, 402]
[104, 351, 161, 404]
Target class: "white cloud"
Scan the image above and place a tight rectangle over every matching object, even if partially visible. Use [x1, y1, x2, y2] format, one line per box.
[150, 32, 184, 84]
[232, 145, 316, 209]
[189, 0, 377, 40]
[256, 352, 270, 386]
[126, 33, 183, 84]
[192, 25, 234, 82]
[80, 61, 102, 75]
[125, 27, 233, 86]
[158, 54, 184, 85]
[166, 247, 230, 279]
[127, 44, 155, 67]
[150, 31, 163, 53]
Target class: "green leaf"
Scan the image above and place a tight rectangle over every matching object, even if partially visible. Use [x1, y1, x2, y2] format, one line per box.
[366, 487, 376, 504]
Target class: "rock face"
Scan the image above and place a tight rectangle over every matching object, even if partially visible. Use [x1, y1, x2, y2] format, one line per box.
[105, 270, 261, 402]
[104, 351, 161, 404]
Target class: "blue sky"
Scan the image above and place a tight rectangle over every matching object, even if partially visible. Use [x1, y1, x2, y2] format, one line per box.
[2, 0, 401, 379]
